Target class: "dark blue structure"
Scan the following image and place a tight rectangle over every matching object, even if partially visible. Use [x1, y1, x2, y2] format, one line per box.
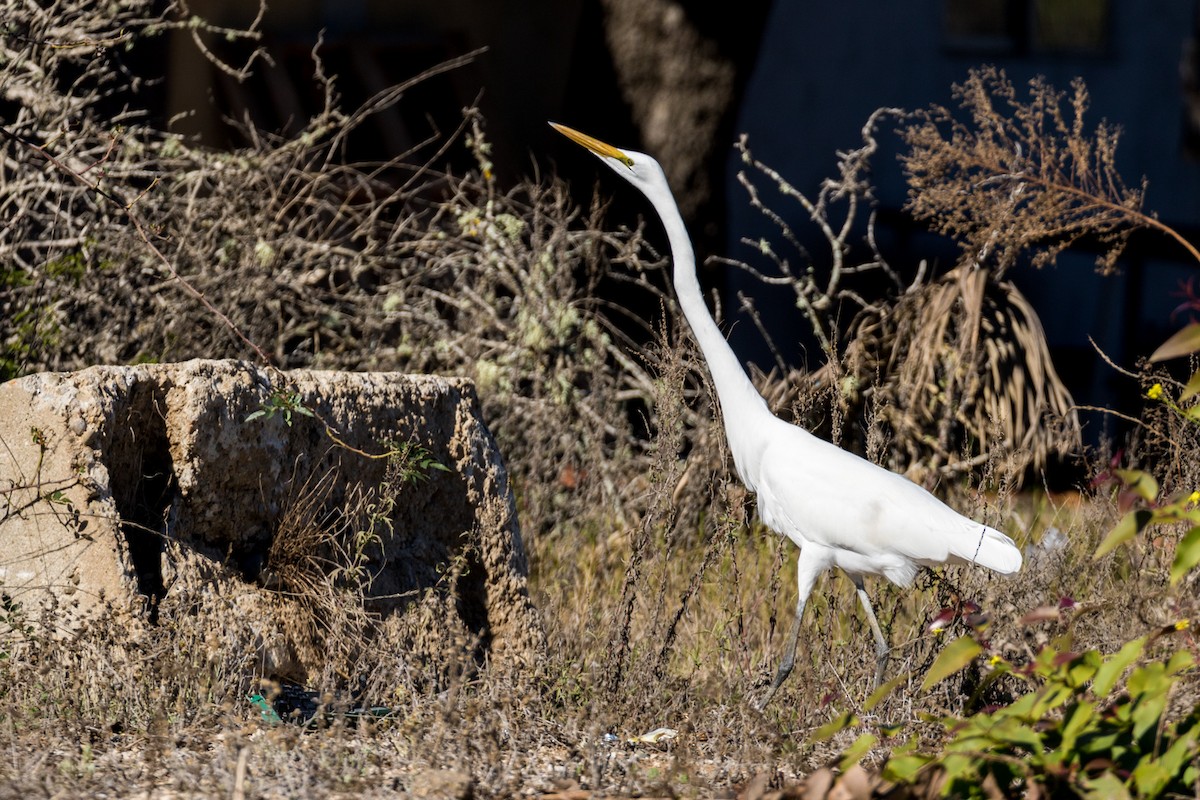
[728, 0, 1200, 432]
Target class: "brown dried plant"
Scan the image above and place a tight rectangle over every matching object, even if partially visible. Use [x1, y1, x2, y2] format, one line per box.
[261, 466, 380, 681]
[901, 65, 1198, 276]
[0, 0, 690, 545]
[840, 265, 1080, 480]
[730, 105, 1081, 480]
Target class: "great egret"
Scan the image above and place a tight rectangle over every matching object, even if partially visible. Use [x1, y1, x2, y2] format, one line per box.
[550, 122, 1022, 708]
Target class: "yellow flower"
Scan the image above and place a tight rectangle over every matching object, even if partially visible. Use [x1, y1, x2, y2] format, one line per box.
[1188, 491, 1200, 505]
[1176, 619, 1191, 631]
[1147, 383, 1164, 400]
[987, 654, 1003, 667]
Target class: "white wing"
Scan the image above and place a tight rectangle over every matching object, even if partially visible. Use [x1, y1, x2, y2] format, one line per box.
[747, 421, 1021, 585]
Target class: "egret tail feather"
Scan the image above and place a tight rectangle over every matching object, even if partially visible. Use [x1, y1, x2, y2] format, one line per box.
[958, 526, 1022, 574]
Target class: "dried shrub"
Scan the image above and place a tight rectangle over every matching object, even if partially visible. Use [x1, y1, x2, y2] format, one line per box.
[730, 108, 1081, 481]
[901, 65, 1147, 276]
[839, 265, 1081, 480]
[0, 0, 734, 734]
[0, 0, 696, 542]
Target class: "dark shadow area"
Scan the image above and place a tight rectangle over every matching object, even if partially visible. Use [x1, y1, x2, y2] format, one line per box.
[456, 545, 493, 661]
[108, 382, 175, 623]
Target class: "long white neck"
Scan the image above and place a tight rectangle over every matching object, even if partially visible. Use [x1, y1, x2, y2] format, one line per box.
[643, 183, 774, 482]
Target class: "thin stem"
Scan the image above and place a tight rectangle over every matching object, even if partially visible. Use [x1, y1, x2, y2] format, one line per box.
[0, 122, 274, 366]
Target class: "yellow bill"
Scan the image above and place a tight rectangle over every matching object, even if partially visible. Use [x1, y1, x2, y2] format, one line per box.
[549, 122, 634, 167]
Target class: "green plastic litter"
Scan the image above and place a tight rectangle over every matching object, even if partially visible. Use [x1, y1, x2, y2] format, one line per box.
[248, 691, 391, 728]
[248, 693, 282, 725]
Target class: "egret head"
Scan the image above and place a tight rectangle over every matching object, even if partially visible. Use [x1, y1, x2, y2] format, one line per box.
[549, 122, 667, 196]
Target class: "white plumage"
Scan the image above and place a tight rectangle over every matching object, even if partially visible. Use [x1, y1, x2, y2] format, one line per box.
[753, 419, 1021, 581]
[551, 122, 1021, 707]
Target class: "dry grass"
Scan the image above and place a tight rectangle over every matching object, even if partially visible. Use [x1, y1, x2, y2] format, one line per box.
[4, 452, 1195, 798]
[2, 6, 1200, 797]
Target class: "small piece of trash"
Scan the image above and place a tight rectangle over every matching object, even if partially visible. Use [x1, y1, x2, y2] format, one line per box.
[627, 727, 678, 745]
[248, 693, 282, 725]
[1024, 526, 1068, 564]
[600, 732, 619, 746]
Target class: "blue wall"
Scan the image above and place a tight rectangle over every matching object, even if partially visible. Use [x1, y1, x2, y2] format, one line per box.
[726, 0, 1200, 432]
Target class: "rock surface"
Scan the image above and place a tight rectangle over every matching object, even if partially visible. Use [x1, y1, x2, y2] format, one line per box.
[0, 359, 543, 679]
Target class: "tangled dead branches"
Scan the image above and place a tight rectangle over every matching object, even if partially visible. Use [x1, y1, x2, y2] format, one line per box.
[0, 0, 727, 544]
[722, 107, 904, 361]
[729, 92, 1085, 484]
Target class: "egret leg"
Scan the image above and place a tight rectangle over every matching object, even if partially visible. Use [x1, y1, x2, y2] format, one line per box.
[852, 575, 889, 689]
[755, 548, 824, 711]
[755, 597, 804, 711]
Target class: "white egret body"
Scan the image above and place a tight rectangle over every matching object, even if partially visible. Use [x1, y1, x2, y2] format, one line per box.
[550, 123, 1022, 707]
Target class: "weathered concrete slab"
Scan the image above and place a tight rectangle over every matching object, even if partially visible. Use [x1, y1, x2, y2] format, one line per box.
[0, 359, 543, 679]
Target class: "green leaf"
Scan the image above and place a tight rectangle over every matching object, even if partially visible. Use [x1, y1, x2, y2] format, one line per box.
[1059, 700, 1097, 755]
[1130, 686, 1168, 741]
[943, 730, 992, 752]
[1067, 655, 1101, 688]
[1094, 509, 1154, 560]
[812, 710, 858, 741]
[921, 636, 982, 692]
[1005, 691, 1041, 721]
[938, 752, 979, 787]
[1182, 368, 1200, 402]
[882, 753, 931, 784]
[1158, 725, 1200, 778]
[1166, 648, 1195, 676]
[1114, 469, 1160, 503]
[1150, 321, 1200, 362]
[1170, 527, 1200, 586]
[1128, 662, 1168, 698]
[838, 732, 877, 771]
[1092, 636, 1147, 696]
[1077, 730, 1122, 758]
[988, 716, 1045, 752]
[865, 670, 910, 712]
[1132, 758, 1172, 798]
[1080, 771, 1133, 800]
[1037, 683, 1078, 716]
